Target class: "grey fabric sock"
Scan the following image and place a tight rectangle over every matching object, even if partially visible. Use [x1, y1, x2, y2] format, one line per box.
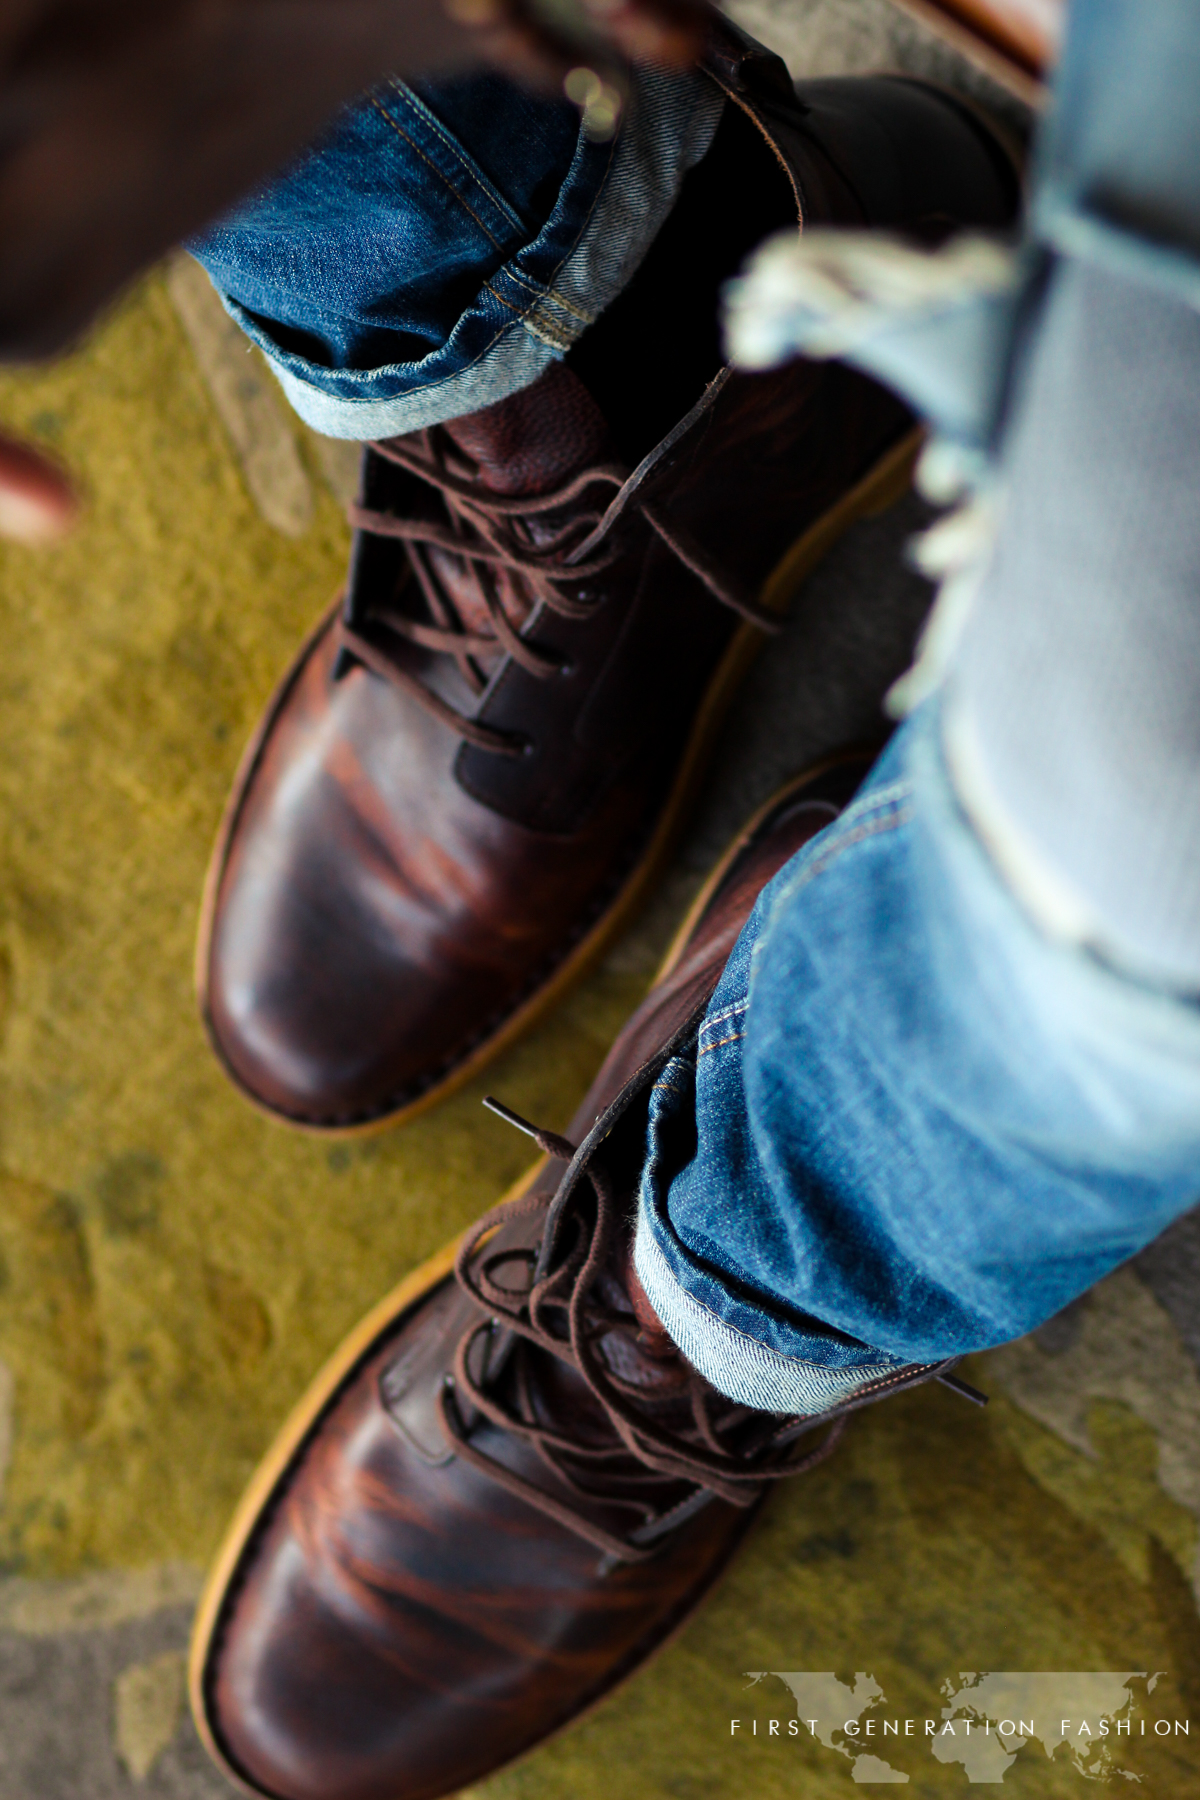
[945, 254, 1200, 992]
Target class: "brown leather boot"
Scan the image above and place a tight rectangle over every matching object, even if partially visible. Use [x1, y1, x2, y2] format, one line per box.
[189, 753, 980, 1800]
[197, 26, 1019, 1132]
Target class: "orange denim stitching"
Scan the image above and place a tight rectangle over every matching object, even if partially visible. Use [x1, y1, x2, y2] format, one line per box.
[367, 94, 506, 250]
[701, 999, 749, 1035]
[384, 79, 525, 233]
[786, 801, 913, 897]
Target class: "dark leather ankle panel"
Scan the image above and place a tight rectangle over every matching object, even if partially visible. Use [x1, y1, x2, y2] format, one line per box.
[565, 99, 796, 467]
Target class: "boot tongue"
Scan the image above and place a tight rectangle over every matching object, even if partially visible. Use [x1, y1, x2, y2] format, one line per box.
[439, 360, 613, 497]
[428, 361, 615, 647]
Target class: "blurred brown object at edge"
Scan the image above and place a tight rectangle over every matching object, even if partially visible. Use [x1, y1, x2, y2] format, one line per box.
[890, 0, 1063, 101]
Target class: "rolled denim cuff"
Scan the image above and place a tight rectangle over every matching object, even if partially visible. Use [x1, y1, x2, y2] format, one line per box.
[239, 65, 723, 440]
[633, 1045, 906, 1416]
[634, 1204, 904, 1415]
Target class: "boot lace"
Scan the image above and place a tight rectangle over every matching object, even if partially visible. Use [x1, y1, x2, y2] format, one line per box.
[435, 1106, 845, 1565]
[337, 428, 784, 760]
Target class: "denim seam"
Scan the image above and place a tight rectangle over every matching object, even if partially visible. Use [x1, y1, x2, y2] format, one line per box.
[651, 1074, 689, 1099]
[535, 287, 594, 326]
[366, 94, 508, 252]
[383, 80, 528, 235]
[494, 262, 594, 325]
[825, 784, 910, 835]
[512, 123, 620, 345]
[433, 124, 623, 353]
[699, 999, 749, 1035]
[492, 264, 550, 299]
[777, 778, 910, 875]
[784, 803, 913, 898]
[479, 279, 581, 348]
[480, 281, 524, 318]
[698, 1030, 746, 1055]
[235, 290, 539, 413]
[534, 64, 723, 335]
[519, 310, 576, 353]
[831, 778, 911, 827]
[835, 1364, 935, 1400]
[473, 113, 620, 357]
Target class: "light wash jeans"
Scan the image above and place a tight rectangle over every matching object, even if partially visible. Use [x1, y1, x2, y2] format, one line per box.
[194, 0, 1200, 1409]
[634, 701, 1200, 1412]
[634, 0, 1200, 1407]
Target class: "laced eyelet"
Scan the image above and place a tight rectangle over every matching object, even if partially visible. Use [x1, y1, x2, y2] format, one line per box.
[448, 1123, 852, 1563]
[342, 439, 766, 765]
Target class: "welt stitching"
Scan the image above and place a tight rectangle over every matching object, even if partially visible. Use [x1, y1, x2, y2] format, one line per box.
[698, 1030, 745, 1055]
[367, 95, 505, 250]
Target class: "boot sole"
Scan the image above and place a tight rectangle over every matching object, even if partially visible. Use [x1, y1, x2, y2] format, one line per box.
[195, 425, 921, 1136]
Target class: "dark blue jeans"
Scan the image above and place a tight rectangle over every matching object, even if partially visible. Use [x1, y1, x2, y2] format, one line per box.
[189, 65, 722, 437]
